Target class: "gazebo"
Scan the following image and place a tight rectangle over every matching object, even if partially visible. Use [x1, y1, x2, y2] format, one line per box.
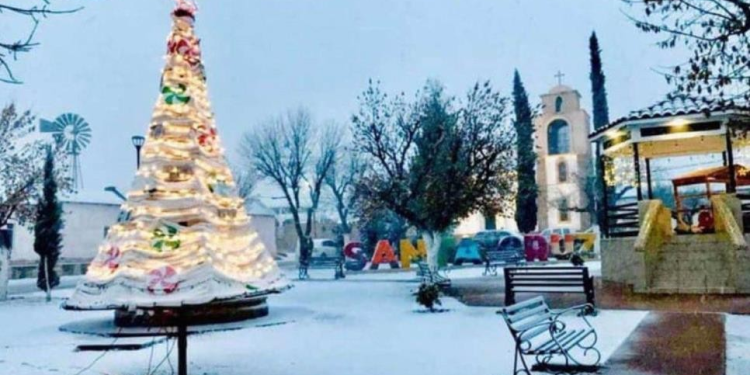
[589, 97, 750, 294]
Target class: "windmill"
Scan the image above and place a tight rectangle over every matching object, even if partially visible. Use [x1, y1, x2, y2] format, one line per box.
[40, 113, 92, 189]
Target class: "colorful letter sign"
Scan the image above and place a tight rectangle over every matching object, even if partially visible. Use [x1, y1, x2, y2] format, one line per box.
[370, 240, 400, 270]
[400, 239, 426, 268]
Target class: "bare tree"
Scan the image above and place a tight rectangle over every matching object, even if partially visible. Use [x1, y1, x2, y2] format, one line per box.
[1, 1, 82, 84]
[624, 0, 750, 101]
[232, 165, 259, 200]
[325, 147, 364, 243]
[240, 108, 339, 262]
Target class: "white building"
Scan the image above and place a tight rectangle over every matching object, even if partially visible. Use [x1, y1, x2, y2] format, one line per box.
[7, 191, 121, 278]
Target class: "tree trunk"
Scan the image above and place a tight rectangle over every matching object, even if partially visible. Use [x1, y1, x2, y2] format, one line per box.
[43, 257, 51, 302]
[0, 247, 9, 301]
[421, 231, 442, 271]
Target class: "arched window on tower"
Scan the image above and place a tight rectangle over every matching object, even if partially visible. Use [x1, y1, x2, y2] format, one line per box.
[547, 119, 570, 155]
[557, 161, 568, 183]
[555, 96, 563, 112]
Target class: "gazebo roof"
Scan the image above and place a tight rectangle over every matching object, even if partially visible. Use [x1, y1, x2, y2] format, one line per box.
[591, 96, 750, 139]
[672, 165, 750, 188]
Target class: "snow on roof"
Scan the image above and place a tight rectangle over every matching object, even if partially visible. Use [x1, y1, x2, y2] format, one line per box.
[61, 189, 124, 206]
[245, 199, 275, 217]
[591, 96, 750, 138]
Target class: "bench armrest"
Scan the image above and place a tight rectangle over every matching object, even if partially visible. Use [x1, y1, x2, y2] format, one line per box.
[551, 303, 595, 329]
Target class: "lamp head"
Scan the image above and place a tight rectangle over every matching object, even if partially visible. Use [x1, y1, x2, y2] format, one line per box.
[131, 135, 146, 148]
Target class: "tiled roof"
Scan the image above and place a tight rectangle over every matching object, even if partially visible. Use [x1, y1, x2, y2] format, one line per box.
[590, 96, 750, 138]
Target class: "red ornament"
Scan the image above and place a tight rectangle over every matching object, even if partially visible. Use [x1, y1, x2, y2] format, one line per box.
[147, 266, 179, 294]
[197, 127, 217, 152]
[167, 37, 201, 66]
[102, 246, 121, 272]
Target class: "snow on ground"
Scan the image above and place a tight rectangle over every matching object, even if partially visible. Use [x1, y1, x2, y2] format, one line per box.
[1, 268, 639, 375]
[726, 314, 750, 375]
[8, 275, 83, 295]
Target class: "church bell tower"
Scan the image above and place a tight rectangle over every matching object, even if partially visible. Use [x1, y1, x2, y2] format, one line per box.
[535, 83, 592, 231]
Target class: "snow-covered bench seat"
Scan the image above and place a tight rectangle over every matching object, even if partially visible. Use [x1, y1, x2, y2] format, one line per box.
[498, 296, 600, 374]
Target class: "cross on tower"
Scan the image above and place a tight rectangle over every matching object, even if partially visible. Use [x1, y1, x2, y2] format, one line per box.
[555, 70, 565, 85]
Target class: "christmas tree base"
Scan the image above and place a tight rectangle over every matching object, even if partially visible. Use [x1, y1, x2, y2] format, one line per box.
[114, 296, 269, 327]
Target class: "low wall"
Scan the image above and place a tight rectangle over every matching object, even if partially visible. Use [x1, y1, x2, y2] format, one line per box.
[601, 237, 646, 291]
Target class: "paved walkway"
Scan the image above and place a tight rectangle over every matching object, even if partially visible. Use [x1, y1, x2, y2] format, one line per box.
[603, 312, 725, 375]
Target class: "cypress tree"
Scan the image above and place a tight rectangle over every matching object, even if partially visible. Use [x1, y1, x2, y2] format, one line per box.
[590, 31, 611, 227]
[34, 147, 62, 301]
[589, 32, 610, 130]
[512, 70, 538, 233]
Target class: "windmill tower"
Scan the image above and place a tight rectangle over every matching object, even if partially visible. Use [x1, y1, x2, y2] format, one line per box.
[40, 113, 92, 189]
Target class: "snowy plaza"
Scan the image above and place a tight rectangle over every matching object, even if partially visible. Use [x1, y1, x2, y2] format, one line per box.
[4, 1, 750, 374]
[2, 263, 750, 375]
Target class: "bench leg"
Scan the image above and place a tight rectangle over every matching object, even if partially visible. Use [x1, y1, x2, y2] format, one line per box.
[335, 264, 344, 279]
[514, 344, 531, 375]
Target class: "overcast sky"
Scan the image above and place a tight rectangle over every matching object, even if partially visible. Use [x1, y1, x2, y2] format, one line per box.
[3, 0, 687, 197]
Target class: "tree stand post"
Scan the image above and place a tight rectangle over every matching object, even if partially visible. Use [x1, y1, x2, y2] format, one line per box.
[177, 321, 188, 375]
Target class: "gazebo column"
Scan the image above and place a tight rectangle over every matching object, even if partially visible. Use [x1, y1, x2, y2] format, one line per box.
[645, 158, 653, 199]
[597, 142, 609, 237]
[633, 143, 643, 201]
[726, 130, 737, 193]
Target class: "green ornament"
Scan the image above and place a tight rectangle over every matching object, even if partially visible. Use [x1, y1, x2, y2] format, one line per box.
[162, 84, 191, 105]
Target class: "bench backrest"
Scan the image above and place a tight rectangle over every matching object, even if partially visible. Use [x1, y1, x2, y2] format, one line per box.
[505, 266, 590, 289]
[499, 296, 552, 340]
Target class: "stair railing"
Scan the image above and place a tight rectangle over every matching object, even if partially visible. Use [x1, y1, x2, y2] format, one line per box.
[711, 194, 745, 291]
[634, 200, 673, 288]
[711, 195, 747, 251]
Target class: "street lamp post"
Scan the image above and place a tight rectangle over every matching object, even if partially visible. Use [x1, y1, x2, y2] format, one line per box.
[131, 135, 145, 169]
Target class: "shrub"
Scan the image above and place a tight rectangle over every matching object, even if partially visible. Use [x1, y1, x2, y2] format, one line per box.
[414, 283, 442, 311]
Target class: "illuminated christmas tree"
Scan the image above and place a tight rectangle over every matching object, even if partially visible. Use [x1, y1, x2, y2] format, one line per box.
[66, 1, 287, 324]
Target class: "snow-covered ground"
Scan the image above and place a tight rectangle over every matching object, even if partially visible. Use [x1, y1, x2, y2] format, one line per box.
[726, 314, 750, 375]
[1, 268, 642, 375]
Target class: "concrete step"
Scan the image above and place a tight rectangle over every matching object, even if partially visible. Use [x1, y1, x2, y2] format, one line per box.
[645, 286, 736, 294]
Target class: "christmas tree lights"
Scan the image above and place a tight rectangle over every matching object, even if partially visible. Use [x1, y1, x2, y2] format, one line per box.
[66, 0, 287, 311]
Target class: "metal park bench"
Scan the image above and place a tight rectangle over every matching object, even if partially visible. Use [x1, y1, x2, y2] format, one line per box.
[298, 254, 345, 280]
[416, 262, 451, 287]
[483, 248, 525, 276]
[504, 266, 595, 308]
[498, 296, 601, 374]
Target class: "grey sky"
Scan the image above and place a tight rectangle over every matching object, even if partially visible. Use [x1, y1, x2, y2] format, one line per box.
[4, 0, 685, 195]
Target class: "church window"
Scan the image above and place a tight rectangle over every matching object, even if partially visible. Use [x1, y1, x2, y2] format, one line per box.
[555, 96, 563, 112]
[559, 198, 570, 222]
[548, 119, 570, 155]
[557, 161, 568, 183]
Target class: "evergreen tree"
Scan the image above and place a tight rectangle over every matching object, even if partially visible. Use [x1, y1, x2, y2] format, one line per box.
[34, 147, 62, 301]
[589, 32, 610, 130]
[512, 70, 538, 233]
[590, 32, 610, 227]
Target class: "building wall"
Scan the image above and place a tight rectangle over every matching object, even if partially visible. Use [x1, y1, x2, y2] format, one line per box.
[10, 201, 120, 263]
[249, 214, 277, 257]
